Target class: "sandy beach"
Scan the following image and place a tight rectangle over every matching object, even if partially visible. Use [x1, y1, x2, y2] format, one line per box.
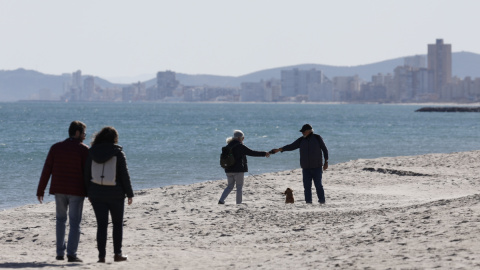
[1, 150, 479, 269]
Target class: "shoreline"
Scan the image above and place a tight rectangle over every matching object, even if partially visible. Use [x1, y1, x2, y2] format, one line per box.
[9, 100, 480, 106]
[1, 150, 480, 269]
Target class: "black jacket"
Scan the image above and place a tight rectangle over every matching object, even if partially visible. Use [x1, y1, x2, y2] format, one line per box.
[224, 140, 267, 173]
[84, 143, 134, 199]
[281, 133, 328, 169]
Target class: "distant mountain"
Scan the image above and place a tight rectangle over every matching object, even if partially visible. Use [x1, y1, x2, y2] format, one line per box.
[0, 69, 124, 101]
[2, 52, 480, 101]
[452, 51, 480, 79]
[172, 52, 480, 87]
[0, 69, 66, 101]
[144, 59, 407, 88]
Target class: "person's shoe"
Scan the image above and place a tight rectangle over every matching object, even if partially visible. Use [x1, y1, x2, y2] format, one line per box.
[218, 201, 225, 204]
[67, 255, 83, 262]
[55, 256, 64, 260]
[114, 254, 128, 262]
[98, 257, 106, 263]
[306, 202, 312, 204]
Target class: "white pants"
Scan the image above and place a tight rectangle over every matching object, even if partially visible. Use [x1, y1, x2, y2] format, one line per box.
[219, 172, 245, 204]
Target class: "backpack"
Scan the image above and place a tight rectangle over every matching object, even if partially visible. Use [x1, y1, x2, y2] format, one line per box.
[91, 156, 117, 186]
[220, 144, 238, 169]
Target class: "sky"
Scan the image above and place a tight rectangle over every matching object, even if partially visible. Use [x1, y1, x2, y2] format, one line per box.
[1, 0, 479, 83]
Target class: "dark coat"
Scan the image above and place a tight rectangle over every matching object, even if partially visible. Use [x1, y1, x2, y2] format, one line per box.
[37, 138, 89, 197]
[84, 143, 134, 199]
[224, 140, 267, 173]
[281, 133, 328, 169]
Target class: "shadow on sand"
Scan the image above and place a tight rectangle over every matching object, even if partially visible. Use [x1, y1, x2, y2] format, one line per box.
[0, 262, 80, 268]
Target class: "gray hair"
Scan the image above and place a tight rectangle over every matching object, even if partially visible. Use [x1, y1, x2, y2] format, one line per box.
[233, 130, 244, 139]
[226, 130, 244, 144]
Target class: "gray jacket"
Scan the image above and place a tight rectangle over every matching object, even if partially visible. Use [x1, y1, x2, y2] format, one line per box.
[281, 133, 328, 169]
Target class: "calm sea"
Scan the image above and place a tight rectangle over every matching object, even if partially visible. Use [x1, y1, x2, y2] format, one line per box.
[0, 102, 479, 210]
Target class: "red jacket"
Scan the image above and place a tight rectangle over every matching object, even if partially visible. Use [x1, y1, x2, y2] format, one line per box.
[36, 138, 89, 197]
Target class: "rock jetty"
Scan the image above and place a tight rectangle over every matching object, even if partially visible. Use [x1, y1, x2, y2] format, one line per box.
[415, 106, 480, 112]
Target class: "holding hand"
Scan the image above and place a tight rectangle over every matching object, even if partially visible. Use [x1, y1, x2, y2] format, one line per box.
[269, 148, 281, 154]
[265, 152, 270, 158]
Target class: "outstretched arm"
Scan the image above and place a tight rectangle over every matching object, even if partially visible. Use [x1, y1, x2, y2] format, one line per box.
[242, 145, 270, 157]
[270, 137, 303, 154]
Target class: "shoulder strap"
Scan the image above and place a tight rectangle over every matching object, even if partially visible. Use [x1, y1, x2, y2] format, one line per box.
[228, 143, 239, 151]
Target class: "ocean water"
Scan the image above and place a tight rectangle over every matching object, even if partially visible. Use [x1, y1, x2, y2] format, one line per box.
[0, 102, 479, 210]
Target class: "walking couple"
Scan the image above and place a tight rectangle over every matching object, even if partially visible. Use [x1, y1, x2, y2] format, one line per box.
[36, 121, 134, 263]
[218, 124, 329, 205]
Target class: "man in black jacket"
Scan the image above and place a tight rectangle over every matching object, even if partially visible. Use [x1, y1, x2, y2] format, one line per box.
[272, 124, 329, 204]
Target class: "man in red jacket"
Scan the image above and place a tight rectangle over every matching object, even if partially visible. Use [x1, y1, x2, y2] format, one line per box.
[36, 121, 89, 263]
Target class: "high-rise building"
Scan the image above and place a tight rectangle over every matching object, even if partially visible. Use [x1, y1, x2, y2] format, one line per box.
[427, 39, 452, 96]
[281, 68, 323, 97]
[156, 70, 179, 99]
[404, 55, 426, 69]
[72, 70, 82, 90]
[240, 82, 265, 102]
[82, 76, 95, 101]
[332, 75, 362, 101]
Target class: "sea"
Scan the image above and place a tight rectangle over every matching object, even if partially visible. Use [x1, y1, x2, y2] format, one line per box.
[1, 102, 479, 210]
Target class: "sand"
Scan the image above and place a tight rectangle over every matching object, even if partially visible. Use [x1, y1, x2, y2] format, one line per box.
[1, 150, 479, 269]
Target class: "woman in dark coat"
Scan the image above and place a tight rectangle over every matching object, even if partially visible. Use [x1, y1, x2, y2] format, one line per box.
[218, 130, 269, 204]
[84, 126, 134, 263]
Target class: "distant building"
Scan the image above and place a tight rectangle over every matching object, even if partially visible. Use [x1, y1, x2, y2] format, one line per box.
[239, 79, 281, 102]
[82, 76, 95, 101]
[72, 70, 82, 90]
[308, 77, 334, 102]
[333, 75, 362, 101]
[428, 39, 452, 98]
[281, 68, 323, 98]
[264, 79, 282, 102]
[412, 68, 430, 101]
[240, 82, 265, 102]
[60, 70, 83, 101]
[122, 82, 146, 101]
[183, 86, 239, 102]
[155, 71, 179, 100]
[359, 73, 391, 102]
[404, 55, 426, 69]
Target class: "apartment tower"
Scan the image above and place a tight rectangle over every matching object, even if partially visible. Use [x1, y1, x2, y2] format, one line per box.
[427, 39, 452, 95]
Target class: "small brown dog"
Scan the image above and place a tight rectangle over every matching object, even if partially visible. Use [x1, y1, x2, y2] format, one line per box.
[284, 188, 294, 204]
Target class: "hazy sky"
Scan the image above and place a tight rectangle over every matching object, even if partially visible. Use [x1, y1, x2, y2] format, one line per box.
[1, 0, 479, 82]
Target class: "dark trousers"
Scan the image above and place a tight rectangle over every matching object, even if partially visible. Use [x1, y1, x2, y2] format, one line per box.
[302, 167, 325, 203]
[90, 198, 125, 258]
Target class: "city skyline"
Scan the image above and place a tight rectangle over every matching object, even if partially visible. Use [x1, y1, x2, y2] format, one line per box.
[1, 0, 480, 83]
[52, 39, 479, 103]
[3, 41, 480, 102]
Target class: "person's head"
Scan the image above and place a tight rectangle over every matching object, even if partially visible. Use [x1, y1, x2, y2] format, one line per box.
[299, 124, 313, 137]
[91, 126, 119, 146]
[68, 121, 86, 141]
[226, 130, 244, 144]
[233, 130, 244, 141]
